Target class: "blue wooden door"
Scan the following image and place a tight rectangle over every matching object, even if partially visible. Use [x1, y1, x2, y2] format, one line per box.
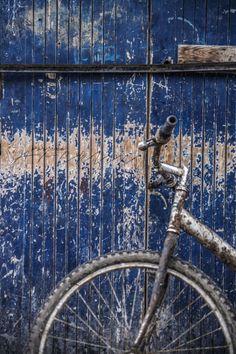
[0, 0, 235, 352]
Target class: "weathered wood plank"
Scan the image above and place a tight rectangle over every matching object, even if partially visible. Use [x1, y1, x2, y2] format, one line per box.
[102, 76, 115, 253]
[67, 75, 80, 271]
[79, 77, 91, 263]
[91, 77, 102, 258]
[55, 74, 68, 283]
[178, 45, 236, 63]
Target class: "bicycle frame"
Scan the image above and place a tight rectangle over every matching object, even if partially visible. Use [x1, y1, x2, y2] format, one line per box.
[161, 162, 236, 273]
[160, 162, 236, 273]
[133, 161, 236, 350]
[181, 209, 236, 273]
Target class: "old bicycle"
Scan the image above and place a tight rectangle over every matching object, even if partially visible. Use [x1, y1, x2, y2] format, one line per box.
[29, 116, 236, 353]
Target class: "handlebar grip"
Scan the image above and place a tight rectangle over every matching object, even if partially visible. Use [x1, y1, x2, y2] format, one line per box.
[158, 115, 177, 140]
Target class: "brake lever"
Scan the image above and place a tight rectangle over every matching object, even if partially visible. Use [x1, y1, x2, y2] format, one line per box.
[148, 175, 165, 191]
[148, 173, 177, 190]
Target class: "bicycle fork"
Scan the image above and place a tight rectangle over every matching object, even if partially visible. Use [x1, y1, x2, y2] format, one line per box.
[132, 165, 188, 351]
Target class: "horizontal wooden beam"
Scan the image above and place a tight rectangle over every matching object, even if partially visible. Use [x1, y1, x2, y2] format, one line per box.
[178, 45, 236, 64]
[0, 63, 236, 74]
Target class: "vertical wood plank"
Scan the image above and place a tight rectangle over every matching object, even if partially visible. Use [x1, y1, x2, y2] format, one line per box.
[21, 0, 34, 342]
[225, 75, 236, 303]
[102, 1, 116, 253]
[114, 76, 125, 250]
[55, 74, 68, 282]
[178, 76, 193, 262]
[31, 75, 45, 314]
[0, 75, 26, 350]
[68, 1, 80, 269]
[92, 0, 103, 63]
[123, 74, 146, 249]
[81, 0, 92, 64]
[228, 0, 236, 306]
[213, 76, 227, 286]
[194, 0, 207, 44]
[104, 0, 116, 63]
[115, 0, 127, 63]
[201, 77, 215, 275]
[45, 0, 57, 63]
[57, 0, 69, 63]
[217, 0, 230, 45]
[43, 75, 57, 295]
[30, 0, 46, 328]
[91, 77, 103, 257]
[191, 76, 204, 269]
[67, 75, 80, 271]
[102, 76, 115, 253]
[33, 0, 46, 63]
[69, 0, 81, 64]
[79, 77, 91, 263]
[21, 75, 33, 339]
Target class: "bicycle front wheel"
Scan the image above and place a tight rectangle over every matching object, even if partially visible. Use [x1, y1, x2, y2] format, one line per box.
[29, 251, 236, 354]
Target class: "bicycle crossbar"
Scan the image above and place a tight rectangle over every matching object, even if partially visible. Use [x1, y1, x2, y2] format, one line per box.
[181, 209, 236, 272]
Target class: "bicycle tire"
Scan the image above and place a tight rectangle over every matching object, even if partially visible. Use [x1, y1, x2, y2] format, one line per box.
[29, 251, 236, 354]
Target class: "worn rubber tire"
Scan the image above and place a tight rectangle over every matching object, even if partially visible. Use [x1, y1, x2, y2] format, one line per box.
[29, 251, 236, 353]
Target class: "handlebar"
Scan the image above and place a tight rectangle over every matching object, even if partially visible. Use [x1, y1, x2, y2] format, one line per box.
[156, 115, 177, 142]
[138, 115, 177, 151]
[138, 115, 178, 189]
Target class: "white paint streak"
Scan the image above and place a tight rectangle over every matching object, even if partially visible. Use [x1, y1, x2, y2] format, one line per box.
[168, 17, 200, 43]
[153, 78, 169, 96]
[222, 9, 236, 14]
[1, 270, 14, 280]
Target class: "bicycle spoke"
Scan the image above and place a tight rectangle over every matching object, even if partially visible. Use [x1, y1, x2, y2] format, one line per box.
[107, 275, 122, 311]
[121, 270, 129, 328]
[174, 327, 222, 349]
[54, 317, 84, 331]
[77, 291, 103, 328]
[107, 273, 130, 328]
[163, 294, 202, 327]
[91, 280, 122, 327]
[164, 283, 188, 310]
[160, 309, 214, 350]
[129, 269, 141, 330]
[64, 304, 113, 349]
[32, 256, 233, 354]
[47, 334, 119, 352]
[151, 345, 229, 352]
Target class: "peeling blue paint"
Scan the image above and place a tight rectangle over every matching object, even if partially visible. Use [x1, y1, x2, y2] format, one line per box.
[0, 0, 235, 352]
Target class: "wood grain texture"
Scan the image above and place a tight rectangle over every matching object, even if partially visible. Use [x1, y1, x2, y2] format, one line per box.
[178, 44, 236, 63]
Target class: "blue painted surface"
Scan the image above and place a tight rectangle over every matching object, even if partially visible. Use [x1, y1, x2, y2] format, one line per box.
[0, 1, 235, 352]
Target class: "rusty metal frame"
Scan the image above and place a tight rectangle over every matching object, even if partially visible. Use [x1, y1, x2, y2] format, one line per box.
[133, 157, 236, 349]
[134, 163, 189, 348]
[0, 62, 236, 74]
[157, 163, 236, 274]
[181, 209, 236, 272]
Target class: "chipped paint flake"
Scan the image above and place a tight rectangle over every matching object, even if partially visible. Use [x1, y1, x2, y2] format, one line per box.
[1, 128, 235, 197]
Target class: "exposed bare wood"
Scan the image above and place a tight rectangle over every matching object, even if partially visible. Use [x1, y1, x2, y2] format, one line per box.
[178, 45, 236, 63]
